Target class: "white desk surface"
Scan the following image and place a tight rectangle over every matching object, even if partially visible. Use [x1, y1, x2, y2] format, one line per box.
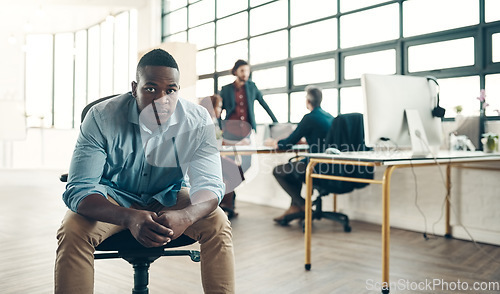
[299, 150, 500, 166]
[220, 144, 309, 153]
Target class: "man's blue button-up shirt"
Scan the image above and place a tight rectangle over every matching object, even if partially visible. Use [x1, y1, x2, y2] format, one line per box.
[63, 92, 224, 212]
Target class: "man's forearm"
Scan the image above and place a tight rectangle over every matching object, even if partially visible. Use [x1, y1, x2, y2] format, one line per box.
[77, 194, 134, 227]
[183, 190, 219, 224]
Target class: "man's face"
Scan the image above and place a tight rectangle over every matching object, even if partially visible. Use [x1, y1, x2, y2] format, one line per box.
[131, 65, 180, 129]
[235, 65, 250, 83]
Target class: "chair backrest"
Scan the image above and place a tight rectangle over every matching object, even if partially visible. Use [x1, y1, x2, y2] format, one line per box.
[81, 94, 119, 122]
[325, 112, 369, 152]
[314, 112, 374, 194]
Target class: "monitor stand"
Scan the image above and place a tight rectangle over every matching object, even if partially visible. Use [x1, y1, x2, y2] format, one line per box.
[405, 109, 431, 158]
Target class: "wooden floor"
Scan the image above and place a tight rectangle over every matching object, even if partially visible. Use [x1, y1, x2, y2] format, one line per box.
[1, 170, 499, 294]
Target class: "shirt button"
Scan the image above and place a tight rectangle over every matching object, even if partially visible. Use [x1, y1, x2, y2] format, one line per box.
[240, 116, 245, 120]
[240, 102, 244, 106]
[239, 95, 243, 99]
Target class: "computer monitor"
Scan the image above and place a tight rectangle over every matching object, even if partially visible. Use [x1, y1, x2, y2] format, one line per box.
[361, 74, 443, 157]
[262, 122, 298, 141]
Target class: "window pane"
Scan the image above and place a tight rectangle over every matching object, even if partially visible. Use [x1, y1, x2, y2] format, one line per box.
[291, 19, 337, 57]
[217, 0, 247, 17]
[189, 22, 215, 49]
[408, 38, 474, 72]
[290, 91, 308, 123]
[341, 4, 398, 48]
[255, 93, 288, 123]
[100, 19, 114, 96]
[165, 31, 187, 42]
[293, 59, 335, 86]
[250, 0, 272, 7]
[485, 74, 500, 116]
[493, 33, 500, 63]
[250, 31, 288, 64]
[344, 49, 396, 80]
[218, 75, 234, 91]
[217, 12, 247, 45]
[252, 67, 287, 90]
[340, 0, 387, 12]
[197, 49, 215, 75]
[74, 30, 87, 127]
[340, 87, 363, 114]
[163, 0, 187, 13]
[403, 0, 478, 37]
[189, 0, 215, 28]
[25, 34, 53, 128]
[250, 0, 287, 36]
[321, 88, 339, 117]
[290, 0, 337, 25]
[163, 8, 187, 35]
[485, 0, 500, 22]
[114, 12, 130, 95]
[439, 76, 479, 117]
[196, 78, 214, 98]
[438, 76, 480, 117]
[216, 40, 248, 72]
[88, 25, 100, 103]
[54, 33, 74, 129]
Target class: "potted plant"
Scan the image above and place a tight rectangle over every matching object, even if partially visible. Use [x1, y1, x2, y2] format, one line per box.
[481, 132, 499, 153]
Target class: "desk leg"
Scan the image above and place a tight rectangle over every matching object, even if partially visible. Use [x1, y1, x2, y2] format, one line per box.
[381, 166, 396, 294]
[304, 161, 318, 271]
[445, 164, 452, 238]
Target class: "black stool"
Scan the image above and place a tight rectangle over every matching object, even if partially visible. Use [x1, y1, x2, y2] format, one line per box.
[94, 230, 200, 294]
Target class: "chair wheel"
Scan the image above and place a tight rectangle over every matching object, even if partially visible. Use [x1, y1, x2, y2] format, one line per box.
[344, 225, 351, 232]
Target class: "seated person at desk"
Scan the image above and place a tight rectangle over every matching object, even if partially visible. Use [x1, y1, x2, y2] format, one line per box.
[54, 49, 234, 293]
[200, 94, 245, 218]
[264, 86, 334, 222]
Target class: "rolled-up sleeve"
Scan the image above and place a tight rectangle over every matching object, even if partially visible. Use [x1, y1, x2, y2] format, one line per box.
[185, 113, 225, 203]
[62, 108, 109, 212]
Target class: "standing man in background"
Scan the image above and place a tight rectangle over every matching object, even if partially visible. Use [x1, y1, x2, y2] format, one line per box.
[219, 59, 278, 149]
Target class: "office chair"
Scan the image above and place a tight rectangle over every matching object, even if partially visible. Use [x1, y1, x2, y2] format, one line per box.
[60, 94, 201, 293]
[278, 113, 374, 232]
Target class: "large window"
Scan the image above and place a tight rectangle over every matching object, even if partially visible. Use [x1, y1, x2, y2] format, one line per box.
[162, 0, 500, 123]
[24, 10, 137, 129]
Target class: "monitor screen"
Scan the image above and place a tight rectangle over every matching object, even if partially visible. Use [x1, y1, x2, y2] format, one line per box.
[262, 122, 298, 141]
[361, 74, 443, 154]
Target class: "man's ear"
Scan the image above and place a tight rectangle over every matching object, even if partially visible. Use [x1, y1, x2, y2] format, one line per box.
[131, 81, 137, 97]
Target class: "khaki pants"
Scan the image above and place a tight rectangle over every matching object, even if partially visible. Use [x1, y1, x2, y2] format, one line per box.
[54, 188, 235, 293]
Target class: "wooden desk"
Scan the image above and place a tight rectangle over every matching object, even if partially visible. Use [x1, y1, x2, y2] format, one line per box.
[300, 150, 500, 294]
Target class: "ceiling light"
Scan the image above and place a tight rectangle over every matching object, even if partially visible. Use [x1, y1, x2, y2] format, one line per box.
[36, 6, 45, 18]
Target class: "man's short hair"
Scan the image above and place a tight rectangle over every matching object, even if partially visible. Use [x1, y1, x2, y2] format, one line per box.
[305, 85, 323, 108]
[136, 49, 179, 80]
[231, 59, 249, 76]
